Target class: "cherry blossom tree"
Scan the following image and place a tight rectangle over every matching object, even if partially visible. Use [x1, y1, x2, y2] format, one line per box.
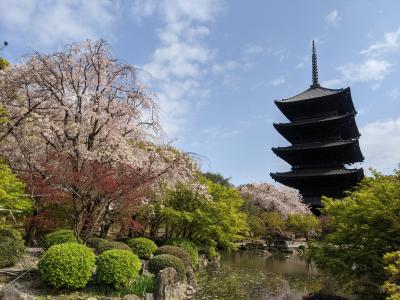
[239, 183, 310, 217]
[0, 40, 196, 242]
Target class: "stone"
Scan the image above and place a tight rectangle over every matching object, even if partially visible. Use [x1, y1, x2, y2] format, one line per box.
[185, 267, 197, 289]
[145, 294, 154, 300]
[123, 295, 141, 300]
[0, 285, 34, 300]
[154, 267, 186, 300]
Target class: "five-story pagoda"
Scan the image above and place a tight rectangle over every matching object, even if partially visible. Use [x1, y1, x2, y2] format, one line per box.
[270, 41, 364, 210]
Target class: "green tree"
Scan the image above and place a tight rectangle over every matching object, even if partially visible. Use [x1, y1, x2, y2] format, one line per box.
[286, 213, 318, 241]
[383, 251, 400, 300]
[202, 172, 233, 187]
[158, 178, 248, 253]
[308, 170, 400, 298]
[0, 57, 10, 70]
[0, 161, 32, 222]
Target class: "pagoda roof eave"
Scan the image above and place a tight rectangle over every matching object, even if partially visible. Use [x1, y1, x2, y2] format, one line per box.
[271, 139, 359, 152]
[273, 112, 355, 128]
[274, 86, 348, 103]
[270, 168, 363, 179]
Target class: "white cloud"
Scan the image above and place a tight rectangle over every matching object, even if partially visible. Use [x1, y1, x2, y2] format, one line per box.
[212, 60, 241, 74]
[131, 0, 158, 21]
[202, 126, 240, 140]
[243, 44, 265, 56]
[270, 77, 285, 87]
[325, 9, 340, 25]
[360, 118, 400, 174]
[361, 27, 400, 56]
[338, 59, 391, 83]
[0, 0, 118, 48]
[140, 0, 226, 137]
[387, 88, 400, 99]
[295, 55, 309, 69]
[321, 79, 343, 88]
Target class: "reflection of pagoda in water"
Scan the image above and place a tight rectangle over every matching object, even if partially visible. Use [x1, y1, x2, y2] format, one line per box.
[270, 41, 364, 210]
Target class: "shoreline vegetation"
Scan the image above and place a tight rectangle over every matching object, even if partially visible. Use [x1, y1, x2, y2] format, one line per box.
[0, 41, 399, 300]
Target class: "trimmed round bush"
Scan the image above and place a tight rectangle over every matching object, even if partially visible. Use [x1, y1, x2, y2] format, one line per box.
[87, 237, 131, 254]
[165, 238, 199, 268]
[155, 245, 191, 268]
[0, 225, 23, 240]
[127, 237, 158, 259]
[148, 254, 186, 279]
[38, 243, 95, 289]
[0, 237, 25, 268]
[86, 237, 108, 253]
[43, 229, 78, 249]
[96, 249, 141, 288]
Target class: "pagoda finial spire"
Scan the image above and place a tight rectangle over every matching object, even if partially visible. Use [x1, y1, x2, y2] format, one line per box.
[311, 40, 320, 88]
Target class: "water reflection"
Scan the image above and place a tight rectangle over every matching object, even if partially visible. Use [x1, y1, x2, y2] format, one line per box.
[194, 250, 348, 300]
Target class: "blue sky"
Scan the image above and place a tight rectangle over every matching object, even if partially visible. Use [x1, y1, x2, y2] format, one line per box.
[1, 0, 400, 185]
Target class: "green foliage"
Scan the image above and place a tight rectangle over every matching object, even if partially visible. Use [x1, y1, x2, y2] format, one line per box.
[165, 238, 199, 268]
[86, 237, 109, 254]
[286, 213, 319, 240]
[0, 160, 32, 218]
[0, 224, 23, 240]
[0, 104, 8, 125]
[116, 274, 154, 297]
[383, 251, 400, 300]
[43, 229, 78, 249]
[86, 237, 131, 254]
[0, 57, 10, 70]
[127, 237, 158, 259]
[263, 211, 285, 237]
[308, 170, 400, 294]
[38, 243, 95, 289]
[0, 237, 25, 268]
[160, 179, 248, 251]
[96, 249, 142, 288]
[155, 245, 191, 268]
[148, 254, 186, 279]
[202, 172, 232, 187]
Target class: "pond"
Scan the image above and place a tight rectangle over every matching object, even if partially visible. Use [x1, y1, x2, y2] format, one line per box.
[194, 250, 351, 300]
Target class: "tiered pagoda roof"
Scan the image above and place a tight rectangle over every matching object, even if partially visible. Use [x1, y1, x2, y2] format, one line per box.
[270, 41, 364, 210]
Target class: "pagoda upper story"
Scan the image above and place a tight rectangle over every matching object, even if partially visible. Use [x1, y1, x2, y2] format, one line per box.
[270, 41, 364, 209]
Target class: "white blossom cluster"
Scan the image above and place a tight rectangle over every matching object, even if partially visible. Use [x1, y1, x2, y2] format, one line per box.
[0, 40, 196, 185]
[239, 183, 311, 217]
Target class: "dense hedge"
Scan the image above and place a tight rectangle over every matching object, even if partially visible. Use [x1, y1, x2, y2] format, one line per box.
[96, 249, 142, 288]
[43, 229, 78, 249]
[87, 237, 131, 254]
[127, 237, 158, 259]
[165, 238, 199, 268]
[0, 225, 23, 240]
[148, 254, 186, 279]
[38, 243, 95, 289]
[155, 245, 191, 268]
[0, 237, 25, 268]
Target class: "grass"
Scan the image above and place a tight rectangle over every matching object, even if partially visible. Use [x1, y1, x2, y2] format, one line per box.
[116, 274, 155, 297]
[8, 272, 154, 299]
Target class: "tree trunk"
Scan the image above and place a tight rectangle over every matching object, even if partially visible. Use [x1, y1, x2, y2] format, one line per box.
[99, 221, 111, 239]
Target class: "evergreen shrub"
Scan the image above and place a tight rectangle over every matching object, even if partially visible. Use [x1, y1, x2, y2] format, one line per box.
[96, 249, 141, 288]
[148, 254, 185, 279]
[0, 225, 23, 240]
[43, 229, 77, 249]
[38, 243, 95, 289]
[155, 245, 191, 268]
[0, 237, 25, 268]
[127, 237, 158, 259]
[87, 237, 132, 254]
[165, 238, 199, 268]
